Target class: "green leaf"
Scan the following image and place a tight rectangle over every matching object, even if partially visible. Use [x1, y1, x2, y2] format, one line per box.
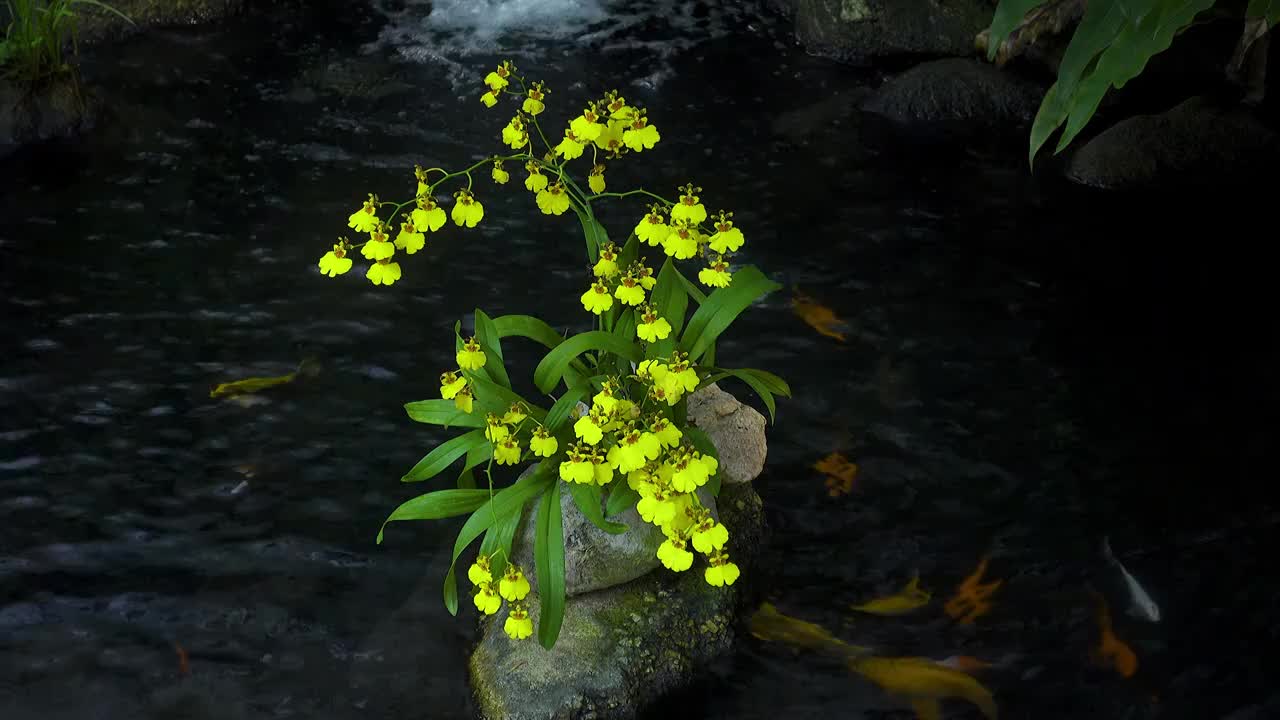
[474, 309, 512, 390]
[479, 500, 525, 578]
[490, 314, 589, 387]
[376, 488, 491, 543]
[534, 330, 642, 394]
[492, 314, 566, 349]
[535, 480, 566, 648]
[457, 442, 493, 489]
[467, 374, 546, 422]
[442, 465, 554, 615]
[984, 1, 1052, 61]
[401, 429, 490, 483]
[567, 482, 627, 534]
[578, 212, 607, 264]
[1247, 0, 1280, 23]
[618, 231, 640, 269]
[545, 384, 590, 432]
[680, 266, 781, 363]
[651, 258, 690, 340]
[405, 399, 486, 428]
[698, 367, 792, 424]
[1054, 0, 1215, 153]
[1026, 0, 1128, 164]
[605, 482, 641, 519]
[674, 265, 707, 304]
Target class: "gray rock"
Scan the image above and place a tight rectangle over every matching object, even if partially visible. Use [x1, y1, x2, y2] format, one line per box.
[1065, 96, 1280, 190]
[795, 0, 995, 65]
[509, 479, 719, 598]
[860, 58, 1043, 138]
[469, 482, 766, 720]
[686, 383, 767, 486]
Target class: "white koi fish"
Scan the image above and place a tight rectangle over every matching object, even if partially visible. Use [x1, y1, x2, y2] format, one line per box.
[1103, 536, 1161, 623]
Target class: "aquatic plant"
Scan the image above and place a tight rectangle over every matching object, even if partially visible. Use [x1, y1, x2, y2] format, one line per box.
[0, 0, 132, 91]
[320, 61, 790, 649]
[984, 0, 1280, 165]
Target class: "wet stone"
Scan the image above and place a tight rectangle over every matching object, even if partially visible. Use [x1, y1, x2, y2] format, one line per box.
[468, 483, 766, 720]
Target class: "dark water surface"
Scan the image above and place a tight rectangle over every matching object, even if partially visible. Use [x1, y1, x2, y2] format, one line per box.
[3, 1, 1277, 718]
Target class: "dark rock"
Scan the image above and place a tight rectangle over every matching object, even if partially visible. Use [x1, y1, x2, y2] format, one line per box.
[1065, 96, 1280, 191]
[1, 78, 97, 161]
[468, 483, 766, 720]
[860, 58, 1043, 142]
[795, 0, 995, 65]
[75, 0, 250, 43]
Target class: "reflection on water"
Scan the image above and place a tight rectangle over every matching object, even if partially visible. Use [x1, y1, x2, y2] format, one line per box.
[2, 1, 1277, 718]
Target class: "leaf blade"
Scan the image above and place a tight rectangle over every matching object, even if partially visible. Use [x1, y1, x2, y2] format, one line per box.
[535, 480, 566, 648]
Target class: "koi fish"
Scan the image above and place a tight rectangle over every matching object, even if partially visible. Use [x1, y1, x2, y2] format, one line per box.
[851, 575, 931, 616]
[1089, 590, 1138, 678]
[791, 290, 848, 342]
[749, 603, 871, 658]
[848, 655, 999, 720]
[1102, 536, 1160, 622]
[813, 452, 858, 497]
[943, 555, 1002, 624]
[174, 642, 190, 676]
[209, 357, 320, 399]
[934, 655, 995, 675]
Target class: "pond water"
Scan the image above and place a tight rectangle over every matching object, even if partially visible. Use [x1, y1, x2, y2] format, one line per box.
[2, 1, 1277, 718]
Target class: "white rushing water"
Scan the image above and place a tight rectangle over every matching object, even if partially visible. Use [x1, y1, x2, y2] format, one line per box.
[367, 0, 763, 90]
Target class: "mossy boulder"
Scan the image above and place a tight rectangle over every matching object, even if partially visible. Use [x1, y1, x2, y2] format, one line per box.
[468, 482, 766, 720]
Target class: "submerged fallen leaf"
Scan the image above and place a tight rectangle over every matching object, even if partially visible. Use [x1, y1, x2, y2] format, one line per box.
[813, 452, 858, 497]
[791, 291, 848, 342]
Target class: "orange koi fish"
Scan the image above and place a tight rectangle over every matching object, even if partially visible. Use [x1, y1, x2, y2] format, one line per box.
[791, 291, 848, 342]
[850, 575, 931, 616]
[1089, 590, 1138, 678]
[848, 655, 999, 720]
[750, 603, 871, 658]
[813, 452, 858, 497]
[174, 642, 190, 676]
[943, 555, 1002, 624]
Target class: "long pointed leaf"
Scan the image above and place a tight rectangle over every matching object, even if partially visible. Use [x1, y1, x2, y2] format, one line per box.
[680, 266, 781, 362]
[376, 488, 491, 543]
[567, 482, 627, 534]
[401, 429, 490, 483]
[479, 501, 525, 578]
[534, 331, 642, 394]
[474, 308, 512, 389]
[442, 464, 554, 615]
[535, 480, 566, 648]
[405, 399, 486, 428]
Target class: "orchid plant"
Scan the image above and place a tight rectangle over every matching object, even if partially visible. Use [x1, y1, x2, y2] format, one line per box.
[320, 61, 790, 649]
